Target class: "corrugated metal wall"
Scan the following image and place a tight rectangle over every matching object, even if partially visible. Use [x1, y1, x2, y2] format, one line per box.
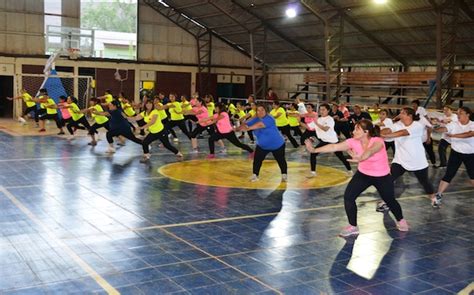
[0, 0, 45, 55]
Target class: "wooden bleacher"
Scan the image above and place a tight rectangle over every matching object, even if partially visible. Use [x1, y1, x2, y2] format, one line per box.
[291, 71, 474, 106]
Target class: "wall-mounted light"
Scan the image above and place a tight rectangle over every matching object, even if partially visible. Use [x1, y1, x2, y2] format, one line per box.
[373, 0, 388, 4]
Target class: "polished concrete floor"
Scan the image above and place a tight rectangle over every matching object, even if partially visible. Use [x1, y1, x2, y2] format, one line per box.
[0, 121, 473, 295]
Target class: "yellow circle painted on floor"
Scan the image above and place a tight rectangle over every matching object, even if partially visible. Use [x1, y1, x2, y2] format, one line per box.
[158, 159, 350, 190]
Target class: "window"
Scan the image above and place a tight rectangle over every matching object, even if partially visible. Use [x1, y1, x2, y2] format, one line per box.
[81, 0, 137, 60]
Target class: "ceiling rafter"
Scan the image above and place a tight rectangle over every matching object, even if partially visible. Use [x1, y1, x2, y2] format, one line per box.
[230, 0, 326, 66]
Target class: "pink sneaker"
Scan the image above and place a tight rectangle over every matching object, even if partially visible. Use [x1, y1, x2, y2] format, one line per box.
[206, 154, 216, 159]
[339, 225, 359, 237]
[397, 219, 409, 232]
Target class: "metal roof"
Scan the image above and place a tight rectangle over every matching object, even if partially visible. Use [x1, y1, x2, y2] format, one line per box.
[146, 0, 474, 66]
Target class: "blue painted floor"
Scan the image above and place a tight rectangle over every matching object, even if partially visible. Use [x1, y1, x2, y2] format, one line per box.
[0, 131, 472, 294]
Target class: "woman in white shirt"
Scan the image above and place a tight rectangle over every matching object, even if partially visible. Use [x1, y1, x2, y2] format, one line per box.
[432, 106, 458, 167]
[381, 107, 436, 207]
[433, 107, 474, 207]
[305, 104, 352, 178]
[374, 109, 395, 155]
[419, 115, 436, 166]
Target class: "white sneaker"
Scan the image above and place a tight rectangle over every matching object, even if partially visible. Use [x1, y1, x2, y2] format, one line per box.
[18, 117, 26, 124]
[173, 138, 179, 142]
[176, 152, 184, 158]
[67, 135, 74, 140]
[346, 170, 353, 177]
[250, 174, 259, 182]
[219, 148, 227, 154]
[106, 147, 116, 154]
[306, 171, 317, 178]
[190, 149, 199, 154]
[281, 174, 288, 182]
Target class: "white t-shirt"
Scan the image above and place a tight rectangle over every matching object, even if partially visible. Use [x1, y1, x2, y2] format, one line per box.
[391, 121, 429, 170]
[416, 106, 427, 118]
[446, 120, 474, 154]
[374, 118, 395, 142]
[316, 116, 338, 143]
[441, 114, 458, 143]
[419, 116, 433, 143]
[297, 102, 307, 114]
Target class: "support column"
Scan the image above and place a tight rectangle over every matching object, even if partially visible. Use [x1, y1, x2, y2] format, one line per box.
[249, 27, 267, 99]
[197, 31, 212, 95]
[435, 0, 458, 108]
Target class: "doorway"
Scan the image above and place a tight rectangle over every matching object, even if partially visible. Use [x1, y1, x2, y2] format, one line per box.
[0, 75, 14, 118]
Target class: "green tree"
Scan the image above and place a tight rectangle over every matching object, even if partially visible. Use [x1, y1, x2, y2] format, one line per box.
[81, 0, 136, 33]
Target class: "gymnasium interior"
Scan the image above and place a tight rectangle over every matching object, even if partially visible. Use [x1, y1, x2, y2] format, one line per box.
[0, 0, 473, 294]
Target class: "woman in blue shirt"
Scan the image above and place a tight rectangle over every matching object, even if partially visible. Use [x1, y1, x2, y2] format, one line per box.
[241, 104, 288, 182]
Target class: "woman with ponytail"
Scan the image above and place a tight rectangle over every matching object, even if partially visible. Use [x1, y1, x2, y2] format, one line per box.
[305, 119, 408, 237]
[380, 107, 436, 208]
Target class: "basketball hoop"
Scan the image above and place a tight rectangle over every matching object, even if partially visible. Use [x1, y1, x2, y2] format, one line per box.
[68, 48, 81, 60]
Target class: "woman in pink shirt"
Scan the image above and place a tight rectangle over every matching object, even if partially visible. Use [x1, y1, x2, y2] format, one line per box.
[305, 119, 409, 237]
[299, 104, 318, 145]
[200, 103, 254, 159]
[184, 98, 223, 153]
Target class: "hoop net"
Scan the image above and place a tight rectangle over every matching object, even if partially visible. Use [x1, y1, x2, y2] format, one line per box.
[68, 48, 81, 60]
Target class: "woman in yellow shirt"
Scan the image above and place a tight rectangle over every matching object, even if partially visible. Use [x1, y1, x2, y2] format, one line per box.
[8, 89, 38, 124]
[270, 101, 299, 148]
[241, 102, 257, 144]
[166, 93, 191, 141]
[129, 100, 183, 163]
[120, 95, 146, 136]
[31, 89, 64, 133]
[153, 95, 178, 140]
[181, 95, 197, 134]
[87, 98, 110, 146]
[287, 103, 303, 138]
[64, 96, 91, 139]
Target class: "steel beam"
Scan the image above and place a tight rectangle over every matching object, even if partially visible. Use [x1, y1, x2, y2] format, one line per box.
[323, 0, 407, 67]
[231, 0, 326, 66]
[144, 0, 260, 64]
[459, 0, 474, 20]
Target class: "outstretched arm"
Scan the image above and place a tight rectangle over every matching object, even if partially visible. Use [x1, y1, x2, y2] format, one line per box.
[305, 140, 349, 154]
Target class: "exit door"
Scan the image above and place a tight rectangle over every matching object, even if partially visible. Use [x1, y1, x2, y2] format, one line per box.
[0, 75, 14, 118]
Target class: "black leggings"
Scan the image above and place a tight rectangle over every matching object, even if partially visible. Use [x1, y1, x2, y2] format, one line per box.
[191, 124, 215, 138]
[335, 122, 351, 139]
[40, 113, 62, 129]
[423, 140, 436, 165]
[278, 125, 299, 148]
[161, 118, 177, 138]
[438, 139, 450, 167]
[142, 130, 178, 154]
[253, 144, 287, 176]
[391, 163, 434, 194]
[442, 150, 474, 183]
[169, 119, 191, 139]
[24, 106, 38, 122]
[385, 141, 395, 155]
[106, 127, 142, 145]
[290, 126, 303, 137]
[310, 141, 352, 172]
[67, 116, 91, 135]
[300, 130, 317, 145]
[209, 131, 253, 154]
[248, 130, 254, 141]
[345, 171, 404, 226]
[89, 122, 110, 135]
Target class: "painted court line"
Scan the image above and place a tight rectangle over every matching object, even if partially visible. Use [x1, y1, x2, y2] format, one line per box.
[133, 188, 474, 232]
[160, 227, 284, 295]
[0, 186, 119, 295]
